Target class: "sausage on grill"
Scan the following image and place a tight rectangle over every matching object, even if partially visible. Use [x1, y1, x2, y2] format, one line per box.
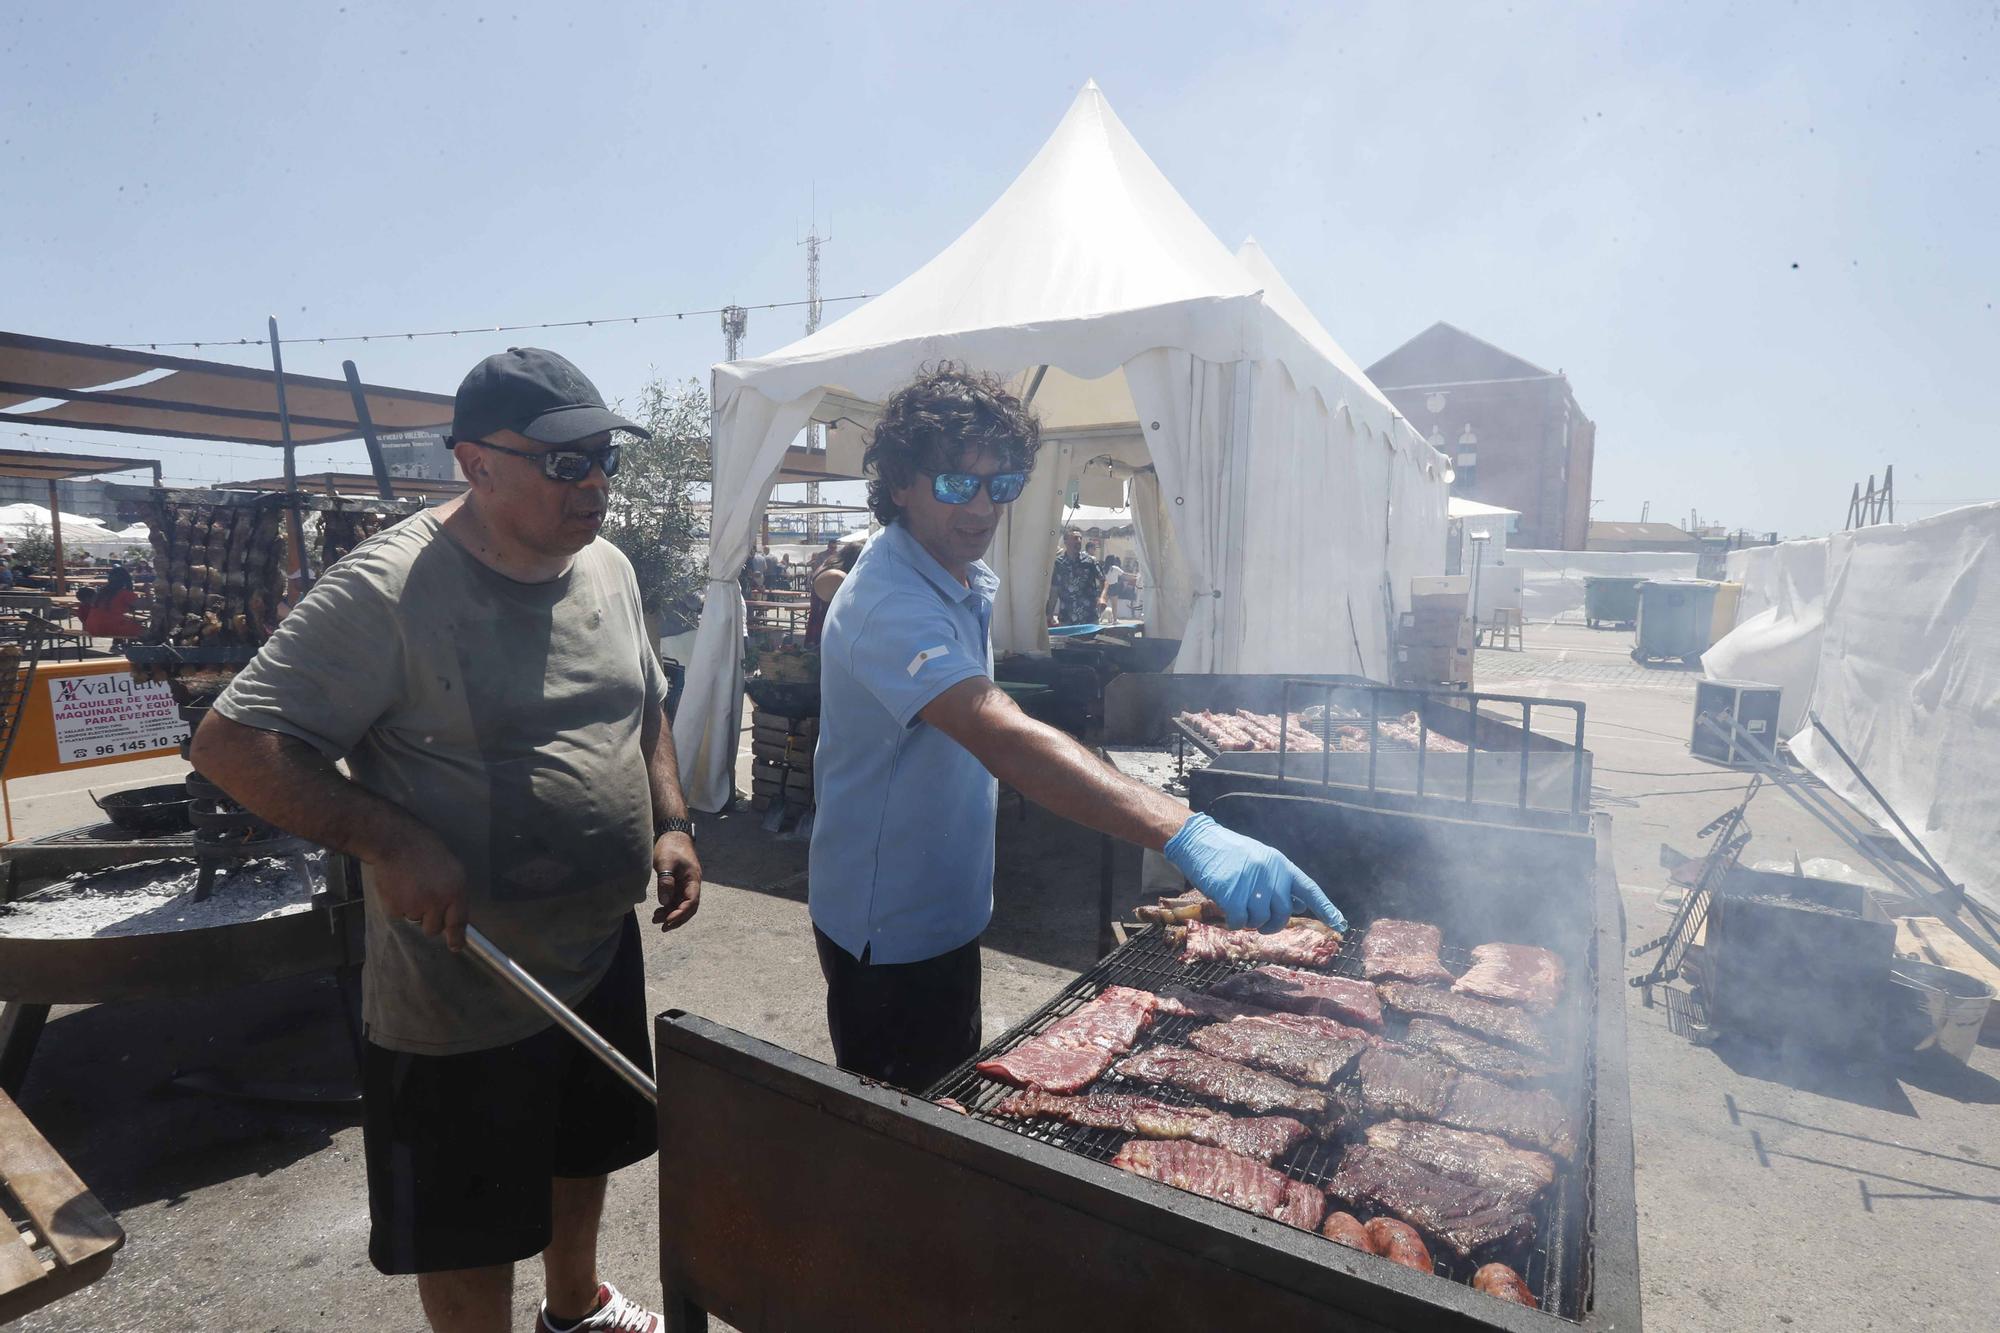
[1473, 1262, 1537, 1306]
[1364, 1217, 1434, 1273]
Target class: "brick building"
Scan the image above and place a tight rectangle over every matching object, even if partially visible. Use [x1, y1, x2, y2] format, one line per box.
[1366, 322, 1595, 551]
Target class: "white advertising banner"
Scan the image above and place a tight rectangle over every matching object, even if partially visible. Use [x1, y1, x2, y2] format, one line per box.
[45, 671, 189, 767]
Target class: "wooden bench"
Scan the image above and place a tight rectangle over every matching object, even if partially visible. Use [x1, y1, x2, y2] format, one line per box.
[0, 1090, 124, 1322]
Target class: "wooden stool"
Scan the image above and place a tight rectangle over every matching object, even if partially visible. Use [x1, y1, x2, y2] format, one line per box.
[1483, 607, 1524, 651]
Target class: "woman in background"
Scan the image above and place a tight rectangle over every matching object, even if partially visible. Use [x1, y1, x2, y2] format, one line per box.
[81, 563, 145, 639]
[804, 542, 862, 648]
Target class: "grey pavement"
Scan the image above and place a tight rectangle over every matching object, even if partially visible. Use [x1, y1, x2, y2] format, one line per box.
[11, 625, 1998, 1331]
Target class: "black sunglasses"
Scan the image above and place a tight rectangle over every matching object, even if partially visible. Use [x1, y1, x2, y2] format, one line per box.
[472, 438, 622, 483]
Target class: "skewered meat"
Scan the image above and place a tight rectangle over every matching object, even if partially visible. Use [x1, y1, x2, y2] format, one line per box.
[1364, 1217, 1435, 1273]
[1440, 1074, 1578, 1162]
[991, 1090, 1308, 1164]
[1378, 983, 1554, 1059]
[1187, 1023, 1368, 1087]
[1363, 1120, 1556, 1208]
[1474, 1263, 1537, 1306]
[1454, 943, 1566, 1012]
[1352, 1046, 1458, 1122]
[1111, 1140, 1325, 1231]
[1112, 1046, 1328, 1117]
[1212, 966, 1384, 1030]
[1321, 1211, 1373, 1252]
[975, 986, 1189, 1094]
[1404, 1019, 1559, 1085]
[1360, 920, 1453, 985]
[1324, 1146, 1534, 1260]
[1171, 919, 1343, 968]
[1135, 889, 1220, 925]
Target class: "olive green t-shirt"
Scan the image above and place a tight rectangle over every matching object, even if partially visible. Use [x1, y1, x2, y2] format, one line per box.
[214, 509, 666, 1055]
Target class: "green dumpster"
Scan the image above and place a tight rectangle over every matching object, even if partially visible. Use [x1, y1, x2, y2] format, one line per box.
[1633, 579, 1721, 664]
[1583, 576, 1645, 629]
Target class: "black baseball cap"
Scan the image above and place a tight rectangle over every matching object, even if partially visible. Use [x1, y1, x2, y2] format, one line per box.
[449, 347, 651, 446]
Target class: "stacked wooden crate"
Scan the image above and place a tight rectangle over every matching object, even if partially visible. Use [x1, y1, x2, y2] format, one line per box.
[749, 710, 818, 812]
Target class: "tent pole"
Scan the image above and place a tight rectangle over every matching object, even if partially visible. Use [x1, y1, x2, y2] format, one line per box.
[45, 480, 66, 596]
[1023, 364, 1049, 406]
[268, 316, 313, 596]
[342, 360, 397, 500]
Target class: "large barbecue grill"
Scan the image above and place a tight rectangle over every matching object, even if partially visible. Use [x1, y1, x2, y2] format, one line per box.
[653, 791, 1640, 1332]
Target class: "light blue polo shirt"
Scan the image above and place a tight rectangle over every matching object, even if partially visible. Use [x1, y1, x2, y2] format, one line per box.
[809, 520, 999, 964]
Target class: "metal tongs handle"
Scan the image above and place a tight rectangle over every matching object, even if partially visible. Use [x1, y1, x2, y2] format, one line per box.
[464, 925, 658, 1106]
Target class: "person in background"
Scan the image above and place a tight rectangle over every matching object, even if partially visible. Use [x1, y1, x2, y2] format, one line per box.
[81, 563, 145, 639]
[0, 563, 14, 590]
[804, 542, 861, 649]
[1046, 527, 1103, 628]
[1105, 559, 1141, 622]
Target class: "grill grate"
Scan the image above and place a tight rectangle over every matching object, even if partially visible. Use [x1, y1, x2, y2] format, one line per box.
[928, 922, 1598, 1322]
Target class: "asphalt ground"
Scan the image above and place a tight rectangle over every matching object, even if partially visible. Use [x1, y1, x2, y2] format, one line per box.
[9, 623, 1997, 1331]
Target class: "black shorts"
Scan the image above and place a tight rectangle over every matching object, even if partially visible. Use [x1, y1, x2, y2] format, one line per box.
[813, 926, 982, 1091]
[363, 913, 655, 1275]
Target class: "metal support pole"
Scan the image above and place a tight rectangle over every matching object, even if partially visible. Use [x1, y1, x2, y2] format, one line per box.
[1806, 711, 1958, 897]
[341, 360, 396, 501]
[44, 480, 66, 596]
[269, 317, 313, 594]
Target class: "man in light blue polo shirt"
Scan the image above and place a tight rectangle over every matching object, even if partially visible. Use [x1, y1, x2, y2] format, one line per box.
[810, 364, 1345, 1089]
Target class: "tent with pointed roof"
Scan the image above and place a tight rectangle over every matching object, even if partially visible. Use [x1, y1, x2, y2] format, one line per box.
[672, 82, 1447, 809]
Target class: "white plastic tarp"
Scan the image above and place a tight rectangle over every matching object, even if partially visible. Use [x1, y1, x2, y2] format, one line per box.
[1788, 504, 2000, 909]
[1508, 548, 1700, 624]
[1724, 544, 1780, 623]
[670, 82, 1446, 810]
[1701, 537, 1829, 734]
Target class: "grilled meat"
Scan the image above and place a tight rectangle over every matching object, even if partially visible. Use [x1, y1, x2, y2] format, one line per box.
[1474, 1262, 1537, 1307]
[1454, 942, 1566, 1012]
[1111, 1140, 1325, 1230]
[1162, 989, 1382, 1045]
[1212, 966, 1384, 1030]
[1135, 889, 1220, 925]
[1360, 920, 1453, 985]
[1324, 1146, 1535, 1260]
[1112, 1045, 1328, 1117]
[1440, 1074, 1578, 1162]
[991, 1090, 1308, 1164]
[1171, 919, 1344, 968]
[1353, 1046, 1458, 1122]
[1378, 982, 1555, 1059]
[1321, 1210, 1373, 1252]
[976, 985, 1189, 1093]
[1187, 1023, 1367, 1087]
[1363, 1120, 1556, 1208]
[1404, 1018, 1559, 1085]
[1365, 1217, 1435, 1273]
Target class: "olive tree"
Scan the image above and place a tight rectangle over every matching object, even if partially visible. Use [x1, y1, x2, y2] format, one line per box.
[604, 374, 709, 625]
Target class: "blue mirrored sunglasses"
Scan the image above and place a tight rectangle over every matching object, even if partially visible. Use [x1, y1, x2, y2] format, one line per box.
[929, 470, 1028, 505]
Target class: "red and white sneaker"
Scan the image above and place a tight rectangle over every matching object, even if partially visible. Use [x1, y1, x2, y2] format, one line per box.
[537, 1282, 662, 1333]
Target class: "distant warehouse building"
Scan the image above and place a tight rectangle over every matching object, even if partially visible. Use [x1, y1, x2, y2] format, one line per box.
[1585, 521, 1702, 553]
[1366, 322, 1596, 551]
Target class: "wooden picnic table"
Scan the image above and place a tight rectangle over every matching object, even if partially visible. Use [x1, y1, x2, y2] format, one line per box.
[745, 599, 810, 637]
[0, 1089, 124, 1322]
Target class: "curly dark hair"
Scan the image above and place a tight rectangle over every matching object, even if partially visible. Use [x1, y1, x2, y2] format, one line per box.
[864, 362, 1042, 525]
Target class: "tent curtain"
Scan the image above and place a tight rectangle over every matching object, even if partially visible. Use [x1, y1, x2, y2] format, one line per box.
[986, 438, 1070, 654]
[1128, 468, 1191, 639]
[1123, 349, 1244, 673]
[671, 382, 822, 812]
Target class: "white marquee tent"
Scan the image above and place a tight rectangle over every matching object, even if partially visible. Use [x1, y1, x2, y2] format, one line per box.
[672, 82, 1448, 810]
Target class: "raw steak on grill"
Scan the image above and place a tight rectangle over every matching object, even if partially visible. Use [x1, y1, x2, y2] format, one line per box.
[1404, 1018, 1560, 1085]
[1360, 920, 1453, 985]
[1112, 1045, 1328, 1117]
[1111, 1140, 1326, 1230]
[991, 1091, 1308, 1164]
[975, 985, 1189, 1093]
[1187, 1023, 1368, 1087]
[1324, 1146, 1535, 1260]
[1352, 1046, 1458, 1122]
[1378, 982, 1554, 1059]
[1440, 1073, 1578, 1162]
[1454, 942, 1566, 1012]
[1363, 1120, 1556, 1208]
[1212, 966, 1384, 1029]
[1171, 919, 1344, 968]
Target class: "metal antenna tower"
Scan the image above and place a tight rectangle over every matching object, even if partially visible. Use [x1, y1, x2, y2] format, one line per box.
[720, 305, 748, 362]
[1845, 465, 1894, 529]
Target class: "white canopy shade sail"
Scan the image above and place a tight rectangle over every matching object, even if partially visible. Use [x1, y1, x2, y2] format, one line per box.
[672, 81, 1448, 810]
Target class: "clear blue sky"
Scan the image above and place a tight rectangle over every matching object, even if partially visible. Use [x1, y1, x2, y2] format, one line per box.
[4, 1, 1994, 536]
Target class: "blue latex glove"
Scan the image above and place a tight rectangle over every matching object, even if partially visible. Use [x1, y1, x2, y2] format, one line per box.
[1163, 814, 1348, 935]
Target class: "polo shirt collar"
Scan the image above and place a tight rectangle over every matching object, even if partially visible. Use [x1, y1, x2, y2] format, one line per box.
[884, 521, 996, 605]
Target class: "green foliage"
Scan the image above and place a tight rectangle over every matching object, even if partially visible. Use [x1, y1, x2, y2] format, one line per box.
[604, 375, 710, 616]
[12, 517, 55, 568]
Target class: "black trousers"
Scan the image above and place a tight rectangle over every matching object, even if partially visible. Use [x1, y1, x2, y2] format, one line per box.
[813, 926, 982, 1091]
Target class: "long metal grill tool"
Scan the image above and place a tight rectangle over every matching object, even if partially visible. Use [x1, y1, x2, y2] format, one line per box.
[463, 926, 658, 1106]
[1628, 776, 1759, 998]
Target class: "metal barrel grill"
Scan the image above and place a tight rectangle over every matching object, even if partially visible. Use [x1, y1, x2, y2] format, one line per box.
[652, 790, 1640, 1332]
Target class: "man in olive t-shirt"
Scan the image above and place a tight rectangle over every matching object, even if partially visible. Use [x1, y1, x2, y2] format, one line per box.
[194, 348, 698, 1333]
